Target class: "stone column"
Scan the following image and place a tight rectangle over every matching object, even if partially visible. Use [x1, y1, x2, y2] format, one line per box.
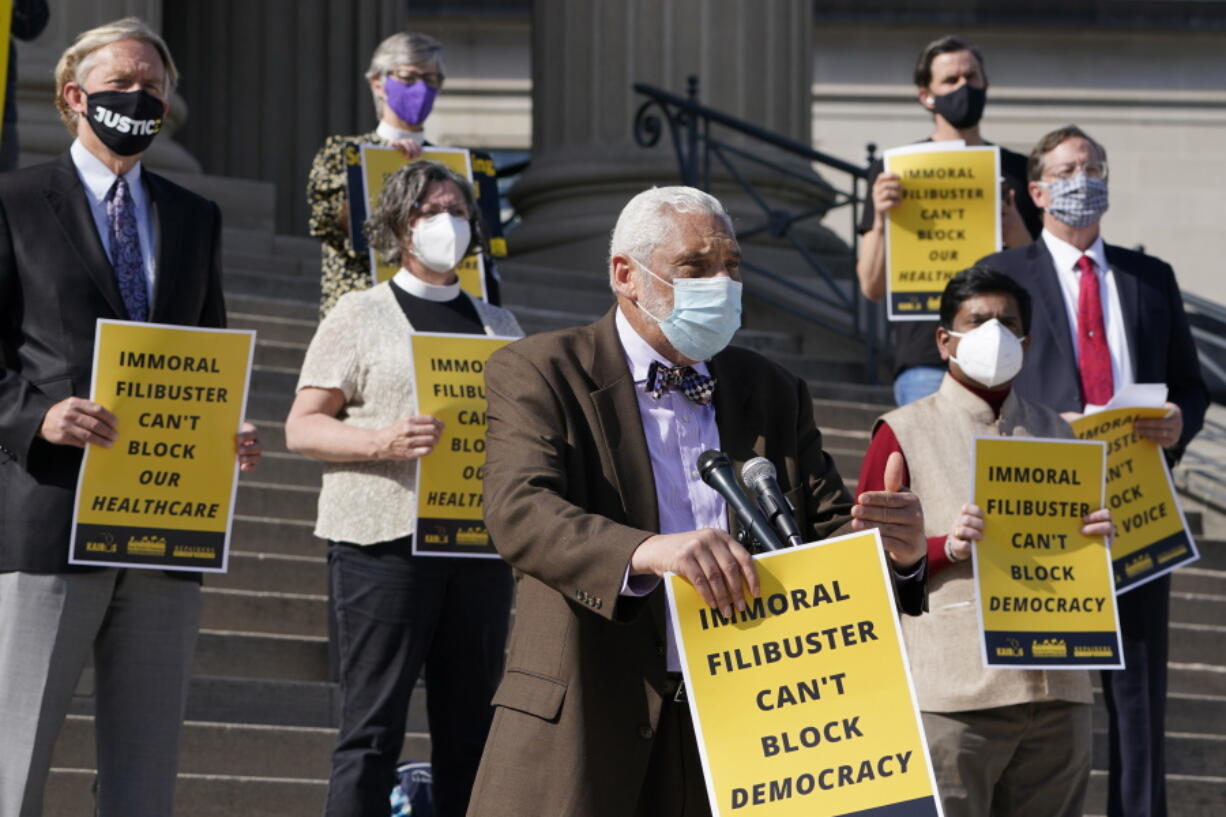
[508, 0, 815, 273]
[12, 0, 200, 172]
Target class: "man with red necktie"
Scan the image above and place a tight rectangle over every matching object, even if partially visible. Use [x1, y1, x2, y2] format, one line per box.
[979, 125, 1209, 817]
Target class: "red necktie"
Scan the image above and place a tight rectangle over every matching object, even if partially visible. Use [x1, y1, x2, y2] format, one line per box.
[1076, 255, 1114, 405]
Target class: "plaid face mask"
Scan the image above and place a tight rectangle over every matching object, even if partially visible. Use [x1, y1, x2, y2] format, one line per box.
[1042, 174, 1109, 228]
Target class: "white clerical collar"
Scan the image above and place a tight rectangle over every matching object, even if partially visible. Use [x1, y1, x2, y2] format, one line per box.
[392, 268, 461, 302]
[376, 121, 426, 144]
[614, 306, 711, 382]
[70, 138, 146, 208]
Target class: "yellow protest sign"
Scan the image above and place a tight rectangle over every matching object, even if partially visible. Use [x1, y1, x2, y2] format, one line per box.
[0, 0, 10, 148]
[972, 436, 1122, 668]
[666, 530, 941, 817]
[1071, 408, 1198, 592]
[358, 144, 487, 299]
[883, 143, 1000, 320]
[70, 321, 255, 572]
[410, 332, 514, 557]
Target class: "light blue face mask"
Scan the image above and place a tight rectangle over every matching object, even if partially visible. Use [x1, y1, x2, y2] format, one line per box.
[632, 257, 743, 362]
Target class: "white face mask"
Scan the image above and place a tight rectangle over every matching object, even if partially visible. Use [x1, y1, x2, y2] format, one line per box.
[409, 213, 471, 274]
[632, 257, 742, 362]
[948, 318, 1025, 388]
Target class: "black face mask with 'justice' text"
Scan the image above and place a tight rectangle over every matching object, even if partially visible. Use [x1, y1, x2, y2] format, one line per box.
[85, 89, 164, 156]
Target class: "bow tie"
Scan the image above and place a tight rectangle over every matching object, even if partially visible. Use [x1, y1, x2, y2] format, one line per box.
[645, 360, 716, 405]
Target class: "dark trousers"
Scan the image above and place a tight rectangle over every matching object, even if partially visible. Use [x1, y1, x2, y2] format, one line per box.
[1101, 573, 1170, 817]
[324, 538, 513, 817]
[634, 685, 710, 817]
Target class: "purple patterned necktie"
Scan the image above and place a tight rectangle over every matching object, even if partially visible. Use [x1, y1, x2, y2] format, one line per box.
[106, 177, 149, 322]
[645, 360, 717, 404]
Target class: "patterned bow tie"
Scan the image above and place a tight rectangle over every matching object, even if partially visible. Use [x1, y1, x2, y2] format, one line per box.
[645, 360, 716, 404]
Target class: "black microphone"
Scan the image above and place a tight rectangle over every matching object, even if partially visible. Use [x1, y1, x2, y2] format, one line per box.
[742, 457, 805, 548]
[697, 450, 782, 552]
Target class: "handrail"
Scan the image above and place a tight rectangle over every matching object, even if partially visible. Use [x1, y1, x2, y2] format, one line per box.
[633, 80, 868, 179]
[633, 76, 885, 382]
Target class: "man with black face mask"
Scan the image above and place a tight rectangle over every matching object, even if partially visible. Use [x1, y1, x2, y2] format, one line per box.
[856, 35, 1042, 407]
[980, 125, 1209, 817]
[0, 18, 261, 816]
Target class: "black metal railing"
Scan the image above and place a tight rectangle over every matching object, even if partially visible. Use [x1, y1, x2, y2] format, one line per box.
[633, 76, 884, 380]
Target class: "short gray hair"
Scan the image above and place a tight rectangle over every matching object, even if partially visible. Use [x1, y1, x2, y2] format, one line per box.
[364, 160, 482, 266]
[54, 17, 177, 134]
[608, 186, 730, 272]
[365, 32, 445, 115]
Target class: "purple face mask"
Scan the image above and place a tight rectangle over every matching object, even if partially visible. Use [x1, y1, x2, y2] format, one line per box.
[383, 76, 438, 126]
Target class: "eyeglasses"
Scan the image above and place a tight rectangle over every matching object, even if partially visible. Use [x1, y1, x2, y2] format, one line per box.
[414, 204, 470, 220]
[1042, 161, 1108, 181]
[389, 69, 444, 90]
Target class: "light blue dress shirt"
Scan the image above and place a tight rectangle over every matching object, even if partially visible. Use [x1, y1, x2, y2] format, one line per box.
[70, 139, 158, 307]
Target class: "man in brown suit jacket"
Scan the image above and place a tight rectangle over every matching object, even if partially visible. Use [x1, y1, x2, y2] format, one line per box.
[468, 187, 927, 817]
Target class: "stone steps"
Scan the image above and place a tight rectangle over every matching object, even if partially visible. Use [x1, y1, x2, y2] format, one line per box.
[1086, 769, 1226, 817]
[192, 630, 327, 682]
[214, 551, 327, 596]
[52, 714, 429, 782]
[47, 769, 326, 817]
[200, 586, 327, 637]
[43, 211, 1226, 816]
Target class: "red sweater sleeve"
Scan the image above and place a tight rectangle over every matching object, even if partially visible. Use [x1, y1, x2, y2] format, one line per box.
[856, 421, 907, 493]
[858, 422, 955, 575]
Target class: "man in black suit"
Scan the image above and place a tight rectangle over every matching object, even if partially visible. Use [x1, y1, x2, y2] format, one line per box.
[980, 125, 1209, 817]
[0, 18, 260, 816]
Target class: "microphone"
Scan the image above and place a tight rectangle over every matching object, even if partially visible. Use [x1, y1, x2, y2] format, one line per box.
[742, 457, 805, 548]
[697, 450, 782, 552]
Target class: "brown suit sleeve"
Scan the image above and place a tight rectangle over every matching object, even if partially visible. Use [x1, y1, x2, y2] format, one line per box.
[483, 344, 656, 623]
[789, 372, 927, 616]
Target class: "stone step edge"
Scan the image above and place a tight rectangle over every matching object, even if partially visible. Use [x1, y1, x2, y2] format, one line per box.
[225, 293, 316, 311]
[228, 549, 323, 563]
[1173, 590, 1226, 603]
[252, 364, 301, 377]
[259, 451, 311, 462]
[228, 311, 317, 330]
[236, 481, 319, 494]
[232, 513, 314, 528]
[199, 628, 327, 644]
[1169, 660, 1226, 675]
[51, 766, 326, 786]
[202, 586, 326, 603]
[252, 338, 309, 352]
[1172, 621, 1226, 634]
[1178, 566, 1226, 578]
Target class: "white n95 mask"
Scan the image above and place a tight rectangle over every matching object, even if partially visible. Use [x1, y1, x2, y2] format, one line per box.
[948, 318, 1025, 388]
[633, 257, 742, 362]
[410, 213, 472, 274]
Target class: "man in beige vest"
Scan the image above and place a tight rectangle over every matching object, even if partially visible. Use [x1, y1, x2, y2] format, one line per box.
[857, 266, 1112, 817]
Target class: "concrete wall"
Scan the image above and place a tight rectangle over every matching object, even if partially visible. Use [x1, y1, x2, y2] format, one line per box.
[399, 17, 1226, 303]
[12, 9, 1222, 305]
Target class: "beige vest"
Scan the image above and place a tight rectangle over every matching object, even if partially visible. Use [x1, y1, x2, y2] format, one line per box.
[883, 374, 1093, 712]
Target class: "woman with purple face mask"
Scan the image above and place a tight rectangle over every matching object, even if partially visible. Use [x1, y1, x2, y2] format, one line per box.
[307, 32, 505, 318]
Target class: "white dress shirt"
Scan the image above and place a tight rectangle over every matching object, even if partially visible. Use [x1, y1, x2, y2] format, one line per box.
[1041, 229, 1134, 402]
[615, 307, 726, 672]
[70, 139, 158, 306]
